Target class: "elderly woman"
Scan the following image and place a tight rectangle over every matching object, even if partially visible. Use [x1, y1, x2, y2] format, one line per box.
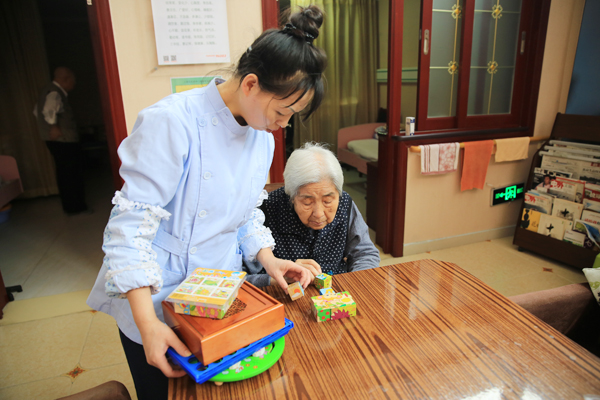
[245, 143, 380, 287]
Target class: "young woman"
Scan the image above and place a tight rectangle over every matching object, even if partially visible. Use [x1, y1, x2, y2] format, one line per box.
[87, 6, 327, 399]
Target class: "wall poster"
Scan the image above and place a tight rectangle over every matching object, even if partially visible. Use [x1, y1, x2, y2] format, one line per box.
[151, 0, 230, 65]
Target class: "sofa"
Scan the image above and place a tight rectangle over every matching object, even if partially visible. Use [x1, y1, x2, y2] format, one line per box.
[0, 155, 23, 209]
[509, 283, 600, 356]
[337, 123, 384, 175]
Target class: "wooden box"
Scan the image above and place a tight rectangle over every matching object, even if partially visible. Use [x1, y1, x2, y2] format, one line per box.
[162, 281, 285, 365]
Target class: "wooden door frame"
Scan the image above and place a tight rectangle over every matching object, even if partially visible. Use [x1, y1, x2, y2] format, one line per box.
[376, 0, 405, 253]
[86, 0, 127, 190]
[262, 0, 286, 183]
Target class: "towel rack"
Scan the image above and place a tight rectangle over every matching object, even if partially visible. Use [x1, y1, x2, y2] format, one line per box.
[409, 136, 549, 154]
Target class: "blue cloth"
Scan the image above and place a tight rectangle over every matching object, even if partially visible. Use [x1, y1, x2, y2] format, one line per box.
[87, 79, 275, 344]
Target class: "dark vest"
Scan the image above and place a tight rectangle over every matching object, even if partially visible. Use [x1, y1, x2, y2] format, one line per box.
[36, 82, 78, 142]
[261, 187, 352, 275]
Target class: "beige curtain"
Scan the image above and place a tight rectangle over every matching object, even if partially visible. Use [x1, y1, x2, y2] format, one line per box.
[0, 0, 58, 197]
[291, 0, 379, 150]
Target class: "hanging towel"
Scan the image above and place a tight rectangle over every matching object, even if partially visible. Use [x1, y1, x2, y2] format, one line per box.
[420, 143, 460, 175]
[494, 137, 530, 162]
[461, 140, 494, 191]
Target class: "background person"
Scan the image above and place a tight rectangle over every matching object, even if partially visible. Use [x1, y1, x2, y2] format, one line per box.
[34, 66, 89, 215]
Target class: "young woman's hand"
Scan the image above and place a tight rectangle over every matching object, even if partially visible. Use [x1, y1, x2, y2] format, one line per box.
[295, 259, 322, 279]
[127, 287, 191, 378]
[138, 318, 190, 378]
[257, 248, 311, 290]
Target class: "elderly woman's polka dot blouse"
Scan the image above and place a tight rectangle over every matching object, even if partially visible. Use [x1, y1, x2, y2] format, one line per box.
[261, 187, 351, 275]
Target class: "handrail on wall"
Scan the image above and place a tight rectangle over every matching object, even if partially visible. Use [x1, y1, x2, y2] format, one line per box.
[408, 136, 549, 154]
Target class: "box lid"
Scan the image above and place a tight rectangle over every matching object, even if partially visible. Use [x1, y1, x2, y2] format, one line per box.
[166, 268, 246, 308]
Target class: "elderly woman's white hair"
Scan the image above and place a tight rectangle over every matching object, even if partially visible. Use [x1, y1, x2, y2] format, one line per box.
[283, 142, 344, 200]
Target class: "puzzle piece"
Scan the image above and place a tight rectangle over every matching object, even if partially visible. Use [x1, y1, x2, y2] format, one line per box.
[287, 281, 304, 301]
[311, 291, 356, 322]
[314, 273, 332, 289]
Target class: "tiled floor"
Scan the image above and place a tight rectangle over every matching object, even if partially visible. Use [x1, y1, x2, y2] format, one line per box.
[0, 167, 586, 400]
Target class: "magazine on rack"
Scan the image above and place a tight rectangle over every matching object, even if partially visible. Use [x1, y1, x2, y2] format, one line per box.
[580, 163, 600, 184]
[583, 198, 600, 213]
[563, 230, 586, 247]
[532, 167, 572, 191]
[584, 182, 600, 201]
[552, 140, 600, 153]
[537, 214, 572, 240]
[541, 154, 600, 184]
[547, 179, 578, 202]
[524, 191, 553, 214]
[555, 177, 584, 203]
[551, 198, 584, 221]
[544, 148, 600, 160]
[573, 220, 600, 249]
[541, 155, 583, 179]
[521, 209, 542, 232]
[581, 209, 600, 226]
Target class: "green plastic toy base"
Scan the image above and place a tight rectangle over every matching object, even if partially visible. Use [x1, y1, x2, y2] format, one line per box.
[209, 337, 285, 383]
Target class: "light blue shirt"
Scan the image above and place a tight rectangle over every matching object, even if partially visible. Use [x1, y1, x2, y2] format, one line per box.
[87, 79, 275, 344]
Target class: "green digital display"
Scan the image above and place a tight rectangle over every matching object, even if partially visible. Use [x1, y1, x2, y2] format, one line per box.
[491, 183, 525, 206]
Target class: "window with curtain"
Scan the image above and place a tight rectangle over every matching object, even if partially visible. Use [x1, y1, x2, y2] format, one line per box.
[418, 0, 531, 131]
[289, 0, 379, 150]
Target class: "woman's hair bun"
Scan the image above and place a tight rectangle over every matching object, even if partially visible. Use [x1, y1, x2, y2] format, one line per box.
[289, 5, 324, 41]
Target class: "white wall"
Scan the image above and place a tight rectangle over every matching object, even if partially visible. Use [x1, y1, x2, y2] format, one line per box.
[533, 0, 586, 137]
[109, 0, 263, 133]
[404, 145, 540, 255]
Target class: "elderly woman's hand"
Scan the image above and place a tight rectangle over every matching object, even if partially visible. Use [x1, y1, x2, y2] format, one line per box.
[257, 248, 311, 290]
[295, 259, 322, 279]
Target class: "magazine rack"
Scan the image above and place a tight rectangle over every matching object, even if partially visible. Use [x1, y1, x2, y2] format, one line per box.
[513, 113, 600, 268]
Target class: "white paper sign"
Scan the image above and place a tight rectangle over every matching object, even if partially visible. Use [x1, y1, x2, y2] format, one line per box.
[151, 0, 230, 65]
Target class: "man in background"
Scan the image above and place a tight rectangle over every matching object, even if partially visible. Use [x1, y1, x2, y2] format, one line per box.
[34, 67, 90, 215]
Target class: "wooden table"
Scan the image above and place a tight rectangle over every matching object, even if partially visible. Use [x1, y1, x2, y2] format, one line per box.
[169, 260, 600, 399]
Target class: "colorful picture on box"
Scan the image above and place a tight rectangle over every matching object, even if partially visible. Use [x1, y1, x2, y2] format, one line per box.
[220, 279, 237, 288]
[331, 307, 353, 320]
[313, 304, 331, 322]
[185, 276, 204, 284]
[213, 289, 232, 298]
[193, 287, 213, 296]
[176, 284, 195, 294]
[203, 279, 220, 286]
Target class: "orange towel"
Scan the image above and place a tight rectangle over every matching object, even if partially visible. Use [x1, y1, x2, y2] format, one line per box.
[494, 137, 530, 162]
[461, 140, 494, 191]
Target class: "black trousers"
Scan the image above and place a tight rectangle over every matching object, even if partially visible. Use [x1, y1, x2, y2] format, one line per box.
[119, 330, 169, 400]
[45, 141, 87, 213]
